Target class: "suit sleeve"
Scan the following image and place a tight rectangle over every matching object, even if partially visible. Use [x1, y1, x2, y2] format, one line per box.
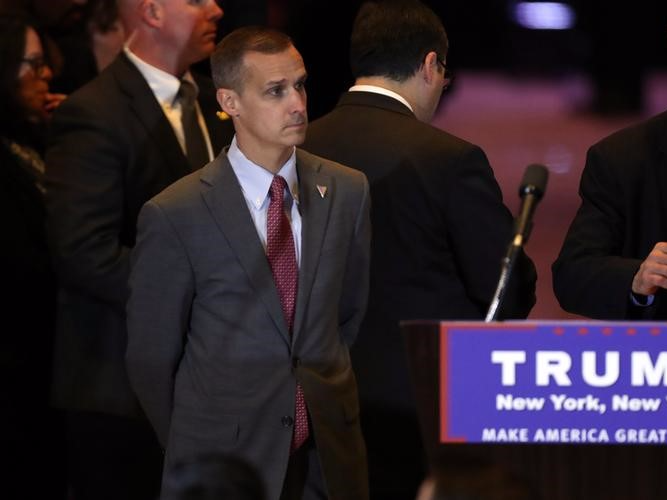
[45, 97, 131, 308]
[442, 146, 537, 319]
[552, 146, 641, 319]
[126, 200, 194, 446]
[339, 173, 372, 346]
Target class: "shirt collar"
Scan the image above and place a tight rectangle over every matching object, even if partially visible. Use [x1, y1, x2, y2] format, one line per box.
[349, 84, 414, 112]
[227, 136, 299, 209]
[123, 46, 198, 106]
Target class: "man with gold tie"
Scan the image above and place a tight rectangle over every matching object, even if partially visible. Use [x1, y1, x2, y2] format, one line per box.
[45, 1, 233, 498]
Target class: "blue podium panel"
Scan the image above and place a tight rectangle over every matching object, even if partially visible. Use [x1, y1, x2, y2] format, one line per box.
[403, 321, 667, 445]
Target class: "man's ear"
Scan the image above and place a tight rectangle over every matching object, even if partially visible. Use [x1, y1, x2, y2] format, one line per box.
[140, 0, 163, 28]
[217, 88, 239, 117]
[422, 50, 440, 85]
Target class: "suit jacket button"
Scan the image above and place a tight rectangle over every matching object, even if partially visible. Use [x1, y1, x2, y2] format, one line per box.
[282, 416, 294, 427]
[292, 357, 300, 369]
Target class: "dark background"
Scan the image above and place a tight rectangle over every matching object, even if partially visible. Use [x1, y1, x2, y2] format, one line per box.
[219, 0, 667, 120]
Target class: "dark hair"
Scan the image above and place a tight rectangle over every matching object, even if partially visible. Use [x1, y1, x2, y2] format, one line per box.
[0, 15, 35, 140]
[210, 26, 293, 92]
[87, 0, 120, 34]
[162, 454, 265, 500]
[350, 0, 448, 82]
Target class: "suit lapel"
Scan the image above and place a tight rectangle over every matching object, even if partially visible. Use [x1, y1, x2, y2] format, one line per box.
[292, 150, 333, 343]
[112, 53, 191, 180]
[200, 154, 291, 345]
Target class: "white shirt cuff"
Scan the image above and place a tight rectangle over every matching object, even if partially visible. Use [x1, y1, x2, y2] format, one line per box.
[630, 292, 655, 307]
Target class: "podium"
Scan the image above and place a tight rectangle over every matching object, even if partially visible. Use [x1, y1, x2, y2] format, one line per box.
[401, 320, 667, 499]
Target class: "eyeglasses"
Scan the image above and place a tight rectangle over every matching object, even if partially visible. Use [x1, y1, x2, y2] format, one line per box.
[436, 59, 454, 91]
[21, 55, 49, 75]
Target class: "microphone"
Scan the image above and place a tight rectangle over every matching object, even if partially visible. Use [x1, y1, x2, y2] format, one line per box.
[513, 164, 549, 247]
[485, 164, 549, 322]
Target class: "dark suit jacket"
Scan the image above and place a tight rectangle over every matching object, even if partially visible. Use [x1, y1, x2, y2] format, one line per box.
[304, 91, 537, 412]
[1, 140, 56, 425]
[126, 149, 370, 500]
[553, 110, 667, 319]
[45, 52, 234, 416]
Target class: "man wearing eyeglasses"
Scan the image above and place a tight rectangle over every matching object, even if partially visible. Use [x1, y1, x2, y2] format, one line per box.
[303, 1, 537, 498]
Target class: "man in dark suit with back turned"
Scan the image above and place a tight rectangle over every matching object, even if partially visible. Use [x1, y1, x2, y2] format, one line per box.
[44, 1, 233, 498]
[126, 26, 370, 500]
[303, 1, 537, 498]
[553, 110, 667, 320]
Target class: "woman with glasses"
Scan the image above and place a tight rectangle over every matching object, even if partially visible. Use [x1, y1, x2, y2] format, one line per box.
[0, 14, 67, 498]
[0, 14, 65, 184]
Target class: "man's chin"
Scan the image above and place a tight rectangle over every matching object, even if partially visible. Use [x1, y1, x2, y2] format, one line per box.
[286, 128, 307, 146]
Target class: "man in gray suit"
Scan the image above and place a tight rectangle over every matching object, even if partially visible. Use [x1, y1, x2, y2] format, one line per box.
[126, 27, 371, 500]
[45, 1, 232, 498]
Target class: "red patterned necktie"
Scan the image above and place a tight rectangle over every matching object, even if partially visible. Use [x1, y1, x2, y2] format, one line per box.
[266, 175, 309, 452]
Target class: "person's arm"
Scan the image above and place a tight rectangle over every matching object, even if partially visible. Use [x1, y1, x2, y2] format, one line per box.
[552, 146, 642, 319]
[441, 146, 537, 319]
[126, 200, 194, 446]
[338, 172, 371, 346]
[631, 242, 667, 297]
[45, 96, 131, 309]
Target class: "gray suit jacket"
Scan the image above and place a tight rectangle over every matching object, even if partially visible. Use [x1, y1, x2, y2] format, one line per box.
[126, 148, 371, 500]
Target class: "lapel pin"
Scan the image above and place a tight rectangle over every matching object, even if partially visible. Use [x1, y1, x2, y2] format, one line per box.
[316, 184, 328, 198]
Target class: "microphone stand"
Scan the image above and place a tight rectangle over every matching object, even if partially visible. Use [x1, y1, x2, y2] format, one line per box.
[485, 234, 523, 322]
[485, 164, 548, 322]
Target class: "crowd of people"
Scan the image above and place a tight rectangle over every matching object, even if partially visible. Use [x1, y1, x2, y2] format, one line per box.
[2, 0, 667, 499]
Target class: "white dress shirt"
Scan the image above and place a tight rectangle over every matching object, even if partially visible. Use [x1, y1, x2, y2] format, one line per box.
[349, 84, 414, 112]
[227, 136, 302, 265]
[124, 47, 214, 162]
